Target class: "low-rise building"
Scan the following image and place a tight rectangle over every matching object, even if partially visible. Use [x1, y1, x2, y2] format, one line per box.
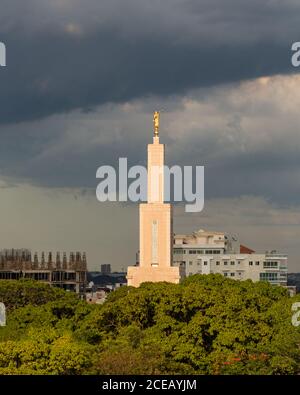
[86, 285, 111, 304]
[173, 229, 288, 287]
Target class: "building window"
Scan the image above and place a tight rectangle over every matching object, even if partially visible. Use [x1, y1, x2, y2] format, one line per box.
[230, 273, 235, 277]
[174, 249, 183, 255]
[204, 249, 221, 254]
[189, 261, 193, 266]
[256, 261, 260, 266]
[249, 261, 253, 266]
[204, 261, 208, 266]
[263, 261, 278, 268]
[224, 261, 228, 265]
[230, 261, 235, 265]
[260, 273, 278, 282]
[216, 261, 220, 265]
[224, 273, 228, 277]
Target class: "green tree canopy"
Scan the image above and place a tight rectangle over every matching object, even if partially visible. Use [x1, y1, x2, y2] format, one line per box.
[0, 275, 299, 375]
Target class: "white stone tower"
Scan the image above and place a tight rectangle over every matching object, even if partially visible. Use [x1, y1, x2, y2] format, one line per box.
[127, 112, 181, 287]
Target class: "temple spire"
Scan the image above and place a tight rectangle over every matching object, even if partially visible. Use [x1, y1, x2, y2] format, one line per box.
[127, 112, 181, 287]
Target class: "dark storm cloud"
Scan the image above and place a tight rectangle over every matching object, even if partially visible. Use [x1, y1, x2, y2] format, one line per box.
[0, 0, 299, 272]
[0, 0, 299, 209]
[0, 0, 299, 123]
[204, 151, 300, 206]
[1, 71, 300, 208]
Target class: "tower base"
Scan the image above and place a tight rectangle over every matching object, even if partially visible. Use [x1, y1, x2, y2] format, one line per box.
[127, 265, 181, 287]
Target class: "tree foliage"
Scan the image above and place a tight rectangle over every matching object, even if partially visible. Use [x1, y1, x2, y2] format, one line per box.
[0, 279, 78, 312]
[0, 275, 299, 375]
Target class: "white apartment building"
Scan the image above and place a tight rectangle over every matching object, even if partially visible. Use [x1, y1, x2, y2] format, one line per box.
[173, 229, 288, 286]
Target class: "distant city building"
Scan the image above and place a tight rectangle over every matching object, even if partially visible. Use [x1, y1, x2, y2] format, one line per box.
[87, 271, 127, 288]
[172, 229, 288, 287]
[286, 286, 297, 297]
[101, 264, 111, 274]
[85, 277, 126, 304]
[0, 249, 87, 295]
[86, 286, 111, 304]
[287, 273, 300, 293]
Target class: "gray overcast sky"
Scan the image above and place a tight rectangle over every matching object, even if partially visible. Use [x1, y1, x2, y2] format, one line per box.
[0, 0, 299, 271]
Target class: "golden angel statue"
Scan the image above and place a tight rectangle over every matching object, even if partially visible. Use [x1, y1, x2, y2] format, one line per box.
[153, 111, 160, 136]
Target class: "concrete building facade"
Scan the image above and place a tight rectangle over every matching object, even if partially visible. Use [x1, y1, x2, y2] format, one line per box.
[173, 230, 288, 286]
[101, 264, 111, 274]
[0, 249, 87, 294]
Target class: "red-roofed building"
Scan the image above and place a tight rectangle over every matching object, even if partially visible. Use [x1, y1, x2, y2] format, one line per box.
[240, 245, 255, 254]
